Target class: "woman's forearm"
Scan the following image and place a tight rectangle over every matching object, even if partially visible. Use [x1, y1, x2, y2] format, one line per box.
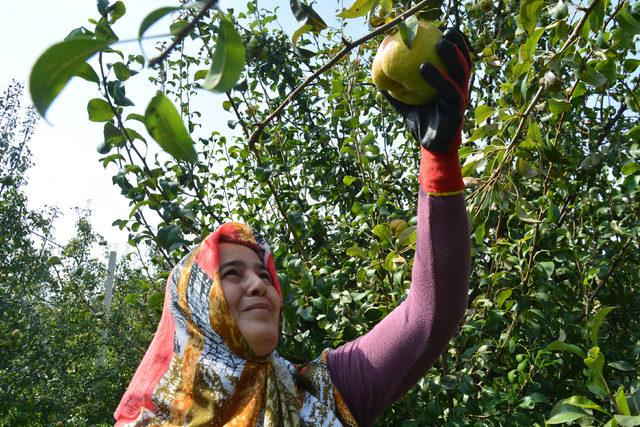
[327, 190, 470, 427]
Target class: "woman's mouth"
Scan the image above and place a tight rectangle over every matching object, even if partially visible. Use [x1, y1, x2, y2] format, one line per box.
[244, 302, 271, 313]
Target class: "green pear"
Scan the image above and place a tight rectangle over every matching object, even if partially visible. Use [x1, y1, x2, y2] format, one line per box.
[371, 21, 448, 105]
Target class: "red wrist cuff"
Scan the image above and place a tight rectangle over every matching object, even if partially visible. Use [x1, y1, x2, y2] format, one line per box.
[419, 147, 464, 196]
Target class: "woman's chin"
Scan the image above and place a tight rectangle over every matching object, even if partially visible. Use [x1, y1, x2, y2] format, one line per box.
[239, 322, 279, 356]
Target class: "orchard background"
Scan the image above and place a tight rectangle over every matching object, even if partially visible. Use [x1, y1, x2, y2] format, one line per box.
[1, 0, 640, 425]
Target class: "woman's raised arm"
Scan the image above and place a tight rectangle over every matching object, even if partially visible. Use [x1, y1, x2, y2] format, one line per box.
[326, 28, 473, 426]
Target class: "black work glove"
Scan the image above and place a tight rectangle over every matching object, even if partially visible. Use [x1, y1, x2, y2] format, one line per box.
[382, 28, 473, 154]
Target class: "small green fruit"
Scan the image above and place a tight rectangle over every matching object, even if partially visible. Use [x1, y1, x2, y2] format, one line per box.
[479, 0, 493, 12]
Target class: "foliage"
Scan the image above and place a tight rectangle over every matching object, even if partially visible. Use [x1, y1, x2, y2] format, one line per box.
[23, 0, 640, 425]
[0, 83, 159, 426]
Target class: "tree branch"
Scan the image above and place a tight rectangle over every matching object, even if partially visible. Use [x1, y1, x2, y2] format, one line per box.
[246, 0, 436, 148]
[467, 86, 544, 203]
[557, 0, 602, 57]
[148, 0, 220, 68]
[224, 93, 311, 265]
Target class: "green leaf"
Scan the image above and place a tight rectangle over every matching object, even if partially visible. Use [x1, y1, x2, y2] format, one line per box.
[519, 392, 546, 409]
[564, 395, 609, 414]
[338, 0, 376, 18]
[617, 387, 632, 416]
[496, 288, 512, 308]
[147, 291, 164, 311]
[144, 91, 197, 163]
[547, 410, 590, 424]
[548, 98, 571, 114]
[545, 341, 587, 359]
[97, 140, 111, 155]
[397, 226, 417, 247]
[346, 246, 367, 258]
[194, 69, 208, 80]
[515, 202, 541, 223]
[107, 81, 134, 106]
[29, 37, 112, 117]
[608, 360, 635, 371]
[292, 23, 313, 45]
[95, 17, 119, 41]
[113, 62, 132, 81]
[398, 15, 419, 49]
[101, 153, 125, 167]
[624, 58, 640, 73]
[614, 415, 640, 427]
[589, 0, 607, 33]
[124, 293, 139, 305]
[169, 19, 189, 36]
[621, 162, 640, 175]
[72, 62, 100, 84]
[617, 5, 640, 35]
[109, 1, 126, 24]
[47, 256, 62, 266]
[550, 0, 569, 19]
[527, 120, 543, 144]
[571, 81, 588, 98]
[595, 59, 618, 82]
[584, 346, 609, 397]
[103, 122, 126, 147]
[343, 175, 357, 186]
[126, 113, 146, 123]
[475, 104, 495, 124]
[290, 0, 327, 31]
[372, 224, 392, 242]
[87, 98, 114, 122]
[540, 261, 555, 278]
[525, 27, 545, 59]
[628, 389, 640, 417]
[255, 165, 272, 182]
[201, 14, 246, 92]
[138, 6, 181, 41]
[589, 306, 615, 346]
[627, 126, 640, 141]
[581, 66, 608, 87]
[157, 225, 181, 250]
[519, 0, 544, 35]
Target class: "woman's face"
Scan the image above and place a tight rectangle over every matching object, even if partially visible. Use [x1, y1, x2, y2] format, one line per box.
[218, 243, 281, 357]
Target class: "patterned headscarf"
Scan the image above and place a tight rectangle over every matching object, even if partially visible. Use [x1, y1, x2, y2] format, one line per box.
[114, 222, 355, 426]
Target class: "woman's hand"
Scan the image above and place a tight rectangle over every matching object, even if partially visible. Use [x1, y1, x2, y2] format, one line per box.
[382, 28, 472, 152]
[383, 28, 473, 195]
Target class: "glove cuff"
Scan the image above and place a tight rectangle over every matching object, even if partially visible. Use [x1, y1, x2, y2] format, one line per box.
[419, 147, 464, 196]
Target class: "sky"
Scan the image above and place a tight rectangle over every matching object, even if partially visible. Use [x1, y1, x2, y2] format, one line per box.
[1, 0, 346, 256]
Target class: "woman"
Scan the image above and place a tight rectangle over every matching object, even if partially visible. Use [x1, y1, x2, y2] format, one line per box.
[114, 28, 472, 427]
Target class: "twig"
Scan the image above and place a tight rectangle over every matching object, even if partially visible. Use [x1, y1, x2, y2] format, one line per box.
[556, 0, 602, 57]
[467, 0, 607, 205]
[148, 0, 220, 68]
[467, 86, 544, 202]
[586, 238, 631, 306]
[594, 102, 628, 147]
[225, 92, 311, 265]
[246, 0, 436, 147]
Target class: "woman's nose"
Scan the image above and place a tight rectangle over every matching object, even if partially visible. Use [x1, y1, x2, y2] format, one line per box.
[246, 274, 267, 296]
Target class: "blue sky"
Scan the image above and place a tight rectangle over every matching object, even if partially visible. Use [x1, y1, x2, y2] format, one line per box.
[1, 0, 354, 254]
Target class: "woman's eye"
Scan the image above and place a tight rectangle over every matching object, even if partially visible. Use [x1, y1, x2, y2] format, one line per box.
[260, 273, 271, 282]
[223, 269, 240, 278]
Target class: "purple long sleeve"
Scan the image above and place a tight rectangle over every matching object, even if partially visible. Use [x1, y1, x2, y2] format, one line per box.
[327, 190, 470, 427]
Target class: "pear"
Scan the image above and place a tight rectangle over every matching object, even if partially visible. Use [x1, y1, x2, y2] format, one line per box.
[371, 21, 448, 105]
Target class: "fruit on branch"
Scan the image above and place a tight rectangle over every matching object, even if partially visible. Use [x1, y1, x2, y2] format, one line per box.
[371, 20, 448, 105]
